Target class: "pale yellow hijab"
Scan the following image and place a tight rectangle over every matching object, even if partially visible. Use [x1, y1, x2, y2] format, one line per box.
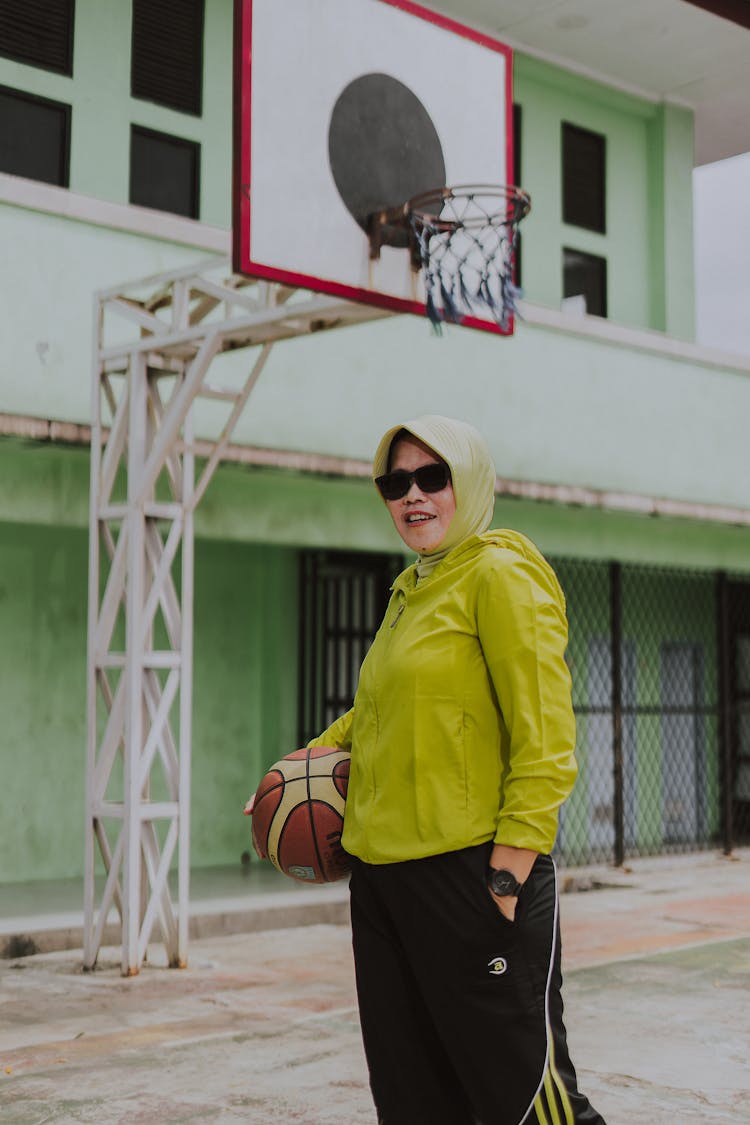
[373, 414, 497, 579]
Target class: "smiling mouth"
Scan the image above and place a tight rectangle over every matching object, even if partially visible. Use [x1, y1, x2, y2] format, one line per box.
[405, 513, 434, 524]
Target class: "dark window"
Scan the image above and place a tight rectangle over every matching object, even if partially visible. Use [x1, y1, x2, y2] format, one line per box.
[512, 102, 522, 289]
[512, 103, 522, 185]
[0, 85, 70, 185]
[0, 0, 75, 75]
[298, 550, 402, 745]
[130, 125, 200, 218]
[563, 248, 607, 318]
[562, 122, 606, 233]
[131, 0, 204, 116]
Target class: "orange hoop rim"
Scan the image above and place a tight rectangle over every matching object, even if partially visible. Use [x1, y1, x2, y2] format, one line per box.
[407, 183, 531, 230]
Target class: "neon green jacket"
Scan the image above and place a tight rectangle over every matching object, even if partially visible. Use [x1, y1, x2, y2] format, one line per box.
[309, 530, 577, 863]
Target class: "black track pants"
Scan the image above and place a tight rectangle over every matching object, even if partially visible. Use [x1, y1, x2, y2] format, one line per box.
[349, 846, 606, 1125]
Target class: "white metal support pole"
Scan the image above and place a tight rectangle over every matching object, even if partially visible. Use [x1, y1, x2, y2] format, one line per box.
[83, 295, 104, 971]
[123, 350, 148, 975]
[83, 259, 389, 975]
[178, 402, 195, 967]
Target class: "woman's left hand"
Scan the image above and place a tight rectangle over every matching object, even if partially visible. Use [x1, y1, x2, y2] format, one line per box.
[488, 843, 539, 920]
[489, 888, 518, 921]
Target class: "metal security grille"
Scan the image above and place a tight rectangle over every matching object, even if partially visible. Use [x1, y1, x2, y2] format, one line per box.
[298, 550, 401, 746]
[727, 579, 750, 841]
[0, 0, 75, 75]
[298, 550, 749, 866]
[552, 559, 750, 866]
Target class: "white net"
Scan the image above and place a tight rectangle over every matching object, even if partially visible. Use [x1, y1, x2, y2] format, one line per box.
[408, 184, 530, 332]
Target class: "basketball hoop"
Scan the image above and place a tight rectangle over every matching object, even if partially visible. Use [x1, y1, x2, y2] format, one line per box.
[368, 184, 531, 332]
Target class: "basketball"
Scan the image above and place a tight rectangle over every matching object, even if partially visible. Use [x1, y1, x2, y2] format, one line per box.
[248, 746, 351, 883]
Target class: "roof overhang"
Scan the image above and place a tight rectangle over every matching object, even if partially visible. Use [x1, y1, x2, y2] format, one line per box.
[437, 0, 750, 165]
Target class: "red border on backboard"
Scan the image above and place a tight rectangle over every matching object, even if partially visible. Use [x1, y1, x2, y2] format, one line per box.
[232, 0, 516, 336]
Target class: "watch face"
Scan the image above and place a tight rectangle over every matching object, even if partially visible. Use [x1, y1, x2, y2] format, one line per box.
[490, 869, 520, 896]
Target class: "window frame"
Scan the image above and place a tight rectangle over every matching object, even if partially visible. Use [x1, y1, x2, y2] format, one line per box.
[561, 121, 606, 235]
[0, 83, 71, 187]
[129, 123, 201, 219]
[562, 246, 608, 318]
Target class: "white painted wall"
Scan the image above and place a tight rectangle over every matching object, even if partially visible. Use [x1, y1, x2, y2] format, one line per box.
[2, 191, 749, 513]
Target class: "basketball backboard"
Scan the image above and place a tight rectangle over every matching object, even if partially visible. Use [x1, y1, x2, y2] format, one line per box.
[233, 0, 517, 334]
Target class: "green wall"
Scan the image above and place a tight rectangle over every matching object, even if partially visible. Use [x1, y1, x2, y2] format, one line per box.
[3, 437, 750, 572]
[3, 5, 741, 522]
[1, 435, 748, 883]
[514, 55, 695, 338]
[190, 540, 299, 867]
[0, 523, 88, 883]
[0, 0, 742, 883]
[0, 516, 300, 884]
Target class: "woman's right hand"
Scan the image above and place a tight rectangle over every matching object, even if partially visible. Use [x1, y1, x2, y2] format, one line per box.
[243, 794, 256, 816]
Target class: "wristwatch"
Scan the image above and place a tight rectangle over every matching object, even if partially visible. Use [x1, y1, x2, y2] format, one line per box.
[487, 867, 523, 897]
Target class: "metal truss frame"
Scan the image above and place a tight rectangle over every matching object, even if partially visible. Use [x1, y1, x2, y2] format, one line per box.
[83, 256, 387, 975]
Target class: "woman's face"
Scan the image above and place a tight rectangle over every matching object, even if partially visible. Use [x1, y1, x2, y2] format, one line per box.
[386, 436, 456, 554]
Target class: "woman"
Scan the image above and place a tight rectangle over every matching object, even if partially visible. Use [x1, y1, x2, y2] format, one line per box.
[309, 415, 605, 1125]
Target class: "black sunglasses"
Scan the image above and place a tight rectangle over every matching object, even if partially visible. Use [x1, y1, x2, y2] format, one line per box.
[375, 462, 451, 501]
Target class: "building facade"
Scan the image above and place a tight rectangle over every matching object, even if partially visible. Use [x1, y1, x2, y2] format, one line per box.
[1, 0, 749, 891]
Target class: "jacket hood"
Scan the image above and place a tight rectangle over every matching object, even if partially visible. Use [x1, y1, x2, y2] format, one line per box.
[373, 415, 496, 564]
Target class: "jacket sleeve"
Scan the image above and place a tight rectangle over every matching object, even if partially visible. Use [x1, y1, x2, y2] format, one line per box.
[476, 550, 577, 854]
[306, 707, 355, 752]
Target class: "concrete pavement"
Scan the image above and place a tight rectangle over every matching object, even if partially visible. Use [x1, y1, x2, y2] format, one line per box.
[1, 849, 748, 1123]
[0, 864, 351, 961]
